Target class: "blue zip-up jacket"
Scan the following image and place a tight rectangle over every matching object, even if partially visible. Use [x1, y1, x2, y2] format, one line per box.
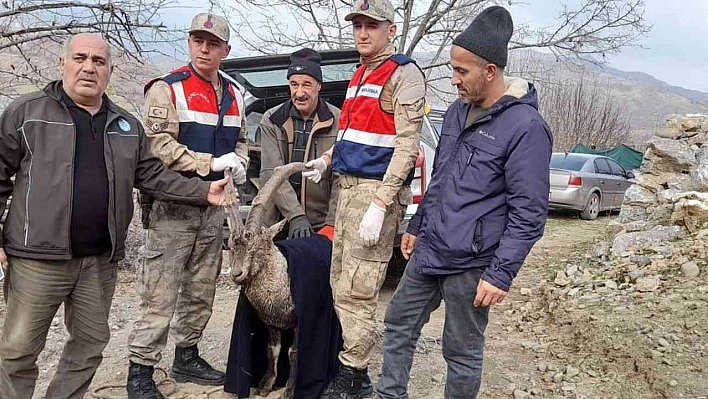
[407, 78, 552, 291]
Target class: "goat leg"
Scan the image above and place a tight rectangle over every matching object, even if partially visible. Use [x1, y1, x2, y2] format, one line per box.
[255, 327, 282, 397]
[283, 327, 298, 399]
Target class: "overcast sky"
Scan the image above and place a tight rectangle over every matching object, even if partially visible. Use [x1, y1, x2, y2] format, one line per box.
[508, 0, 708, 92]
[165, 0, 708, 93]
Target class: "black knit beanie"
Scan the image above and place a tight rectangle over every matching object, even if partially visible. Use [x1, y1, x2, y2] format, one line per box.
[287, 48, 323, 82]
[452, 6, 513, 67]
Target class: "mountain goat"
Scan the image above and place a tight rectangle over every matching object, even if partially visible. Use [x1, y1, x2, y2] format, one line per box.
[223, 162, 308, 399]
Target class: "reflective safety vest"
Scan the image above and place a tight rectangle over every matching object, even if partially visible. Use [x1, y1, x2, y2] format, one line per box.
[145, 64, 244, 181]
[332, 54, 415, 180]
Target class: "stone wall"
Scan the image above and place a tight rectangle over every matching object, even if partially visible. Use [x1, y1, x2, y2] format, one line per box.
[610, 115, 708, 255]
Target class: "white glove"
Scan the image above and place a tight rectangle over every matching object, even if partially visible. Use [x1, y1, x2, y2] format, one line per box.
[303, 157, 328, 184]
[212, 153, 246, 184]
[358, 202, 386, 247]
[230, 163, 247, 184]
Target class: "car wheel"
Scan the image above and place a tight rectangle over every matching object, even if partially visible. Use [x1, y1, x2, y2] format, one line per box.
[580, 192, 600, 220]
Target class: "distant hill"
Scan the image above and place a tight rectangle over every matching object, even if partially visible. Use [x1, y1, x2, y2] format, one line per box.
[417, 49, 708, 135]
[517, 51, 708, 131]
[598, 66, 708, 106]
[4, 47, 708, 138]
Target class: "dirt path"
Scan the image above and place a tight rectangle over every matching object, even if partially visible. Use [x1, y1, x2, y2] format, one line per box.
[2, 212, 706, 399]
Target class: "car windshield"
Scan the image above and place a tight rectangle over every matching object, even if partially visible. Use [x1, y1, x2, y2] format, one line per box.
[550, 154, 588, 171]
[239, 62, 359, 87]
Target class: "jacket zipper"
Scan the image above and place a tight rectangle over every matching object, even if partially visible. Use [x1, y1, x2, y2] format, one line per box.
[436, 113, 493, 225]
[461, 149, 474, 179]
[340, 66, 370, 141]
[66, 123, 76, 255]
[105, 114, 119, 260]
[211, 80, 221, 154]
[470, 219, 478, 254]
[21, 126, 34, 246]
[300, 116, 332, 213]
[300, 134, 316, 209]
[471, 219, 483, 254]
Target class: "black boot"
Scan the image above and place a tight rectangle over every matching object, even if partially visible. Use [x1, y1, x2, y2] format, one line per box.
[171, 345, 226, 386]
[127, 361, 164, 399]
[320, 366, 365, 399]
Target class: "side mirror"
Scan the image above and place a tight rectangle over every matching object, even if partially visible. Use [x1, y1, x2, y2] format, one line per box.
[626, 171, 635, 179]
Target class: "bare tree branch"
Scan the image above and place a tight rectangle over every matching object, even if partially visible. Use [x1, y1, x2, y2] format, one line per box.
[1, 0, 184, 109]
[537, 67, 631, 150]
[510, 0, 649, 63]
[210, 0, 647, 77]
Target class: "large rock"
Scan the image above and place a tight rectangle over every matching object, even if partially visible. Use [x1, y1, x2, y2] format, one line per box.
[612, 116, 707, 257]
[647, 204, 674, 224]
[640, 138, 696, 175]
[513, 390, 531, 399]
[689, 132, 708, 147]
[667, 174, 701, 192]
[671, 191, 708, 232]
[611, 225, 682, 255]
[662, 114, 708, 138]
[634, 174, 666, 193]
[623, 184, 657, 207]
[633, 172, 702, 193]
[623, 220, 659, 232]
[681, 261, 701, 278]
[618, 205, 650, 223]
[636, 276, 660, 292]
[690, 145, 708, 190]
[607, 220, 626, 240]
[655, 127, 683, 140]
[660, 189, 684, 204]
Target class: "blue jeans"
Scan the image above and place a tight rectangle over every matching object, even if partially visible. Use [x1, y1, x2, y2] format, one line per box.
[376, 258, 490, 399]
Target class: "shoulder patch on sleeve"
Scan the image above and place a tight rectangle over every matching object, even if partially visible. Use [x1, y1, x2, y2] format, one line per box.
[147, 106, 168, 120]
[162, 70, 191, 85]
[150, 121, 170, 133]
[390, 54, 415, 65]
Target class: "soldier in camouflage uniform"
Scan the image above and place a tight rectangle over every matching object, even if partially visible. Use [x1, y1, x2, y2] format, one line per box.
[302, 0, 426, 397]
[126, 13, 249, 399]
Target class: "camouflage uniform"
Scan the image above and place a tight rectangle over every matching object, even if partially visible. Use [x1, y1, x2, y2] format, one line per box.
[327, 43, 426, 369]
[330, 176, 403, 369]
[127, 201, 225, 364]
[127, 37, 248, 367]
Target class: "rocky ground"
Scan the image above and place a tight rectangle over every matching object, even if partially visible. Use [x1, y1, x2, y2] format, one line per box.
[1, 211, 706, 399]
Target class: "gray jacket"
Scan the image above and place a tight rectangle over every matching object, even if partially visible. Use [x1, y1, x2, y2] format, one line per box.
[0, 81, 210, 261]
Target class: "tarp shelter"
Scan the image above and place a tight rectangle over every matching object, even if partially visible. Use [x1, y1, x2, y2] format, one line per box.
[570, 144, 644, 171]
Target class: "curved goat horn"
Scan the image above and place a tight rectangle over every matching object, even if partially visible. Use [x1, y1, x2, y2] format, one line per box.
[245, 162, 307, 231]
[224, 168, 243, 236]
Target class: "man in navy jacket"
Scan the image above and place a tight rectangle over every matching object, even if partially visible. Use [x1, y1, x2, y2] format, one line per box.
[376, 6, 552, 399]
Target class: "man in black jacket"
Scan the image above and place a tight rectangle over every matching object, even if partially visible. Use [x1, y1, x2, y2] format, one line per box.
[0, 33, 229, 399]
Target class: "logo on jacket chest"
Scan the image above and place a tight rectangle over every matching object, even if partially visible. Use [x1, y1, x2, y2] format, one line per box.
[118, 118, 131, 132]
[477, 129, 495, 140]
[186, 92, 212, 106]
